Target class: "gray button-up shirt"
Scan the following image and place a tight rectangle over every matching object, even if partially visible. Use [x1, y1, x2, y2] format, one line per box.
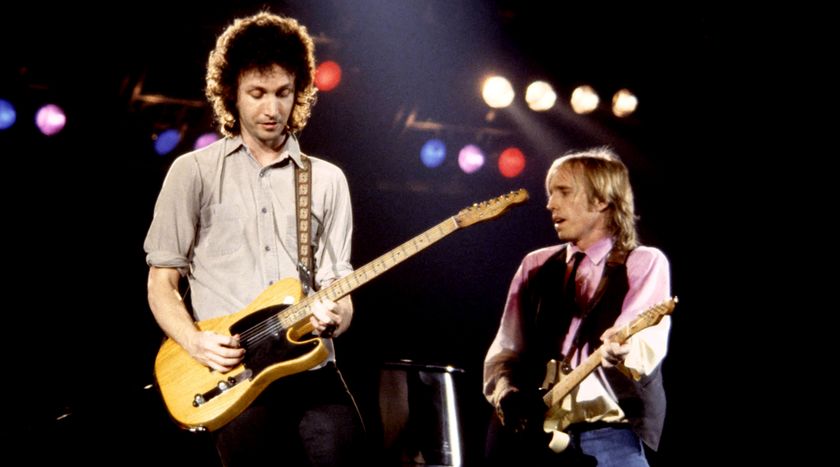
[144, 135, 353, 325]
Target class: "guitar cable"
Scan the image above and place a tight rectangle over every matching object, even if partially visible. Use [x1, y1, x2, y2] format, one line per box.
[335, 363, 368, 435]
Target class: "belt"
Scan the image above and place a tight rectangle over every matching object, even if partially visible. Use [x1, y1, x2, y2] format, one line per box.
[566, 421, 630, 434]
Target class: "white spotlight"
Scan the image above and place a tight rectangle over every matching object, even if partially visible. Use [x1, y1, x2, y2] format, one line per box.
[570, 85, 599, 114]
[525, 81, 557, 111]
[612, 88, 638, 117]
[482, 76, 515, 109]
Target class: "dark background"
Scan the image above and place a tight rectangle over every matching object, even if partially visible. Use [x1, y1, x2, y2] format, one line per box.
[4, 1, 750, 465]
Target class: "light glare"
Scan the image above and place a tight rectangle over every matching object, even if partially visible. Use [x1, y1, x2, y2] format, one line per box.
[612, 88, 638, 117]
[570, 85, 599, 114]
[35, 104, 66, 136]
[525, 81, 556, 111]
[482, 76, 515, 109]
[458, 144, 485, 174]
[0, 99, 16, 130]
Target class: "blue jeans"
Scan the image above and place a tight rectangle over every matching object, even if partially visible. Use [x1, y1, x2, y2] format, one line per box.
[575, 426, 649, 467]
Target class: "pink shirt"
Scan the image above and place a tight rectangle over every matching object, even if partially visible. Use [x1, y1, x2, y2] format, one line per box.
[484, 236, 671, 418]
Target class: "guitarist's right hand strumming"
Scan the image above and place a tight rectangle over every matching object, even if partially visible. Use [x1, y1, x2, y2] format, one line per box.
[498, 389, 548, 433]
[148, 266, 247, 373]
[188, 331, 244, 372]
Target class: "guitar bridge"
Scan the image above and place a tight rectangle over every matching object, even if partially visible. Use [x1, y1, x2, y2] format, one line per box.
[192, 369, 253, 407]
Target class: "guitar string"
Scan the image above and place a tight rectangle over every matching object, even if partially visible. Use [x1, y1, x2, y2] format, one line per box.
[230, 213, 489, 348]
[237, 295, 317, 345]
[235, 229, 433, 346]
[234, 245, 415, 347]
[235, 259, 383, 347]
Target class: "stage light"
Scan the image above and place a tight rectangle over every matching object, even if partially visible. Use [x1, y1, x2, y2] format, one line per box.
[570, 85, 599, 114]
[35, 103, 66, 136]
[525, 81, 556, 111]
[154, 128, 182, 156]
[612, 88, 638, 117]
[194, 132, 220, 149]
[458, 144, 484, 174]
[0, 99, 16, 130]
[498, 147, 526, 178]
[482, 76, 514, 109]
[420, 138, 446, 168]
[315, 60, 342, 92]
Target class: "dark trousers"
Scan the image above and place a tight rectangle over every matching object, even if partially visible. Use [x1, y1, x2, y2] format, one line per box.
[212, 364, 365, 467]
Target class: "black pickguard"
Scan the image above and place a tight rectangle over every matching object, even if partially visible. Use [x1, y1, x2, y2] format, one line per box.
[229, 304, 319, 376]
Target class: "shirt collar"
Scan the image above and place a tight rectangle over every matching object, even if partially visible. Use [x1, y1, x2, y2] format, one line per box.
[565, 236, 614, 265]
[224, 134, 304, 167]
[280, 134, 304, 167]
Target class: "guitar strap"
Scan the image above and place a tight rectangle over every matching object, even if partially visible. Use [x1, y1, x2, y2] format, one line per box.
[294, 154, 315, 293]
[558, 247, 631, 375]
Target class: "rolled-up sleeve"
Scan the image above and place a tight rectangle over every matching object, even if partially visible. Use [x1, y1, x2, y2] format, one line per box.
[144, 155, 202, 276]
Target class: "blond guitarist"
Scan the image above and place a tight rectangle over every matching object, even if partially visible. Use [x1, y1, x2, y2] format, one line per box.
[483, 148, 671, 466]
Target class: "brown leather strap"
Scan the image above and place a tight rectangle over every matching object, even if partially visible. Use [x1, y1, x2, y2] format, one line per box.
[294, 154, 314, 292]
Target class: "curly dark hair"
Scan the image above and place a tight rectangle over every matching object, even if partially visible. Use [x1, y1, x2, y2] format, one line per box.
[205, 12, 317, 137]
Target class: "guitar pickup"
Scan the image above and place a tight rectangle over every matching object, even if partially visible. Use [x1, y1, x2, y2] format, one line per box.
[192, 369, 253, 407]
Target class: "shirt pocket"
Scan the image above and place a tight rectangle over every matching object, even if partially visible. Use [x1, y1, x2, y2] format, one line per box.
[199, 203, 244, 256]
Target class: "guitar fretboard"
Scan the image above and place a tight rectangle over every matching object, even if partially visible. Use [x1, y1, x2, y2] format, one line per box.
[276, 216, 460, 328]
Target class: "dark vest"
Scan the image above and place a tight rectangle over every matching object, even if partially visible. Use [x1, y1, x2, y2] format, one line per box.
[519, 246, 666, 450]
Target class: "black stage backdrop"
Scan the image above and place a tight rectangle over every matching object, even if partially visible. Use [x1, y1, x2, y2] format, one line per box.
[4, 1, 754, 465]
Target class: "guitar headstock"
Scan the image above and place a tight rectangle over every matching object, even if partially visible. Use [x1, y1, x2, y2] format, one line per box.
[454, 189, 529, 228]
[625, 297, 678, 337]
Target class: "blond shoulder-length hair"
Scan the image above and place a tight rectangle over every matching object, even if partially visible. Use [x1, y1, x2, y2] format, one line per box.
[545, 147, 638, 251]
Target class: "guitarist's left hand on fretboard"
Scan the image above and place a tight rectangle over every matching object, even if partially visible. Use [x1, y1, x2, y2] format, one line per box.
[599, 326, 631, 368]
[601, 342, 629, 367]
